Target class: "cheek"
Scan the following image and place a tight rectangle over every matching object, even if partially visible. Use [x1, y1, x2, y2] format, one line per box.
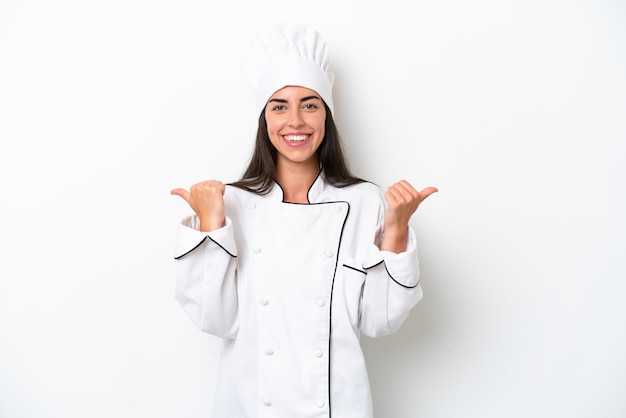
[315, 121, 326, 139]
[308, 114, 326, 134]
[265, 114, 282, 133]
[265, 122, 282, 149]
[265, 120, 279, 138]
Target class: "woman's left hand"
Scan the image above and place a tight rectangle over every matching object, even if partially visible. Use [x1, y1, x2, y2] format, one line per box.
[380, 180, 438, 253]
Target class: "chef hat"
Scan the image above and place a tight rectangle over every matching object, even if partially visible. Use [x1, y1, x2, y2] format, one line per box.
[242, 23, 335, 116]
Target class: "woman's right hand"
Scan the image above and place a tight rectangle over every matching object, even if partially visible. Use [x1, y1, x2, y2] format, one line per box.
[171, 180, 226, 232]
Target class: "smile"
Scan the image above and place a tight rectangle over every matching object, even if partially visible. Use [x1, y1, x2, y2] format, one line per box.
[283, 134, 309, 142]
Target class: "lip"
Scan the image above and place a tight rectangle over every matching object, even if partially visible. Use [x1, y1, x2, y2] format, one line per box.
[281, 133, 312, 146]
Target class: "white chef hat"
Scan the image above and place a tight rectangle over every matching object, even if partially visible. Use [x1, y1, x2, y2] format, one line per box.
[242, 23, 335, 116]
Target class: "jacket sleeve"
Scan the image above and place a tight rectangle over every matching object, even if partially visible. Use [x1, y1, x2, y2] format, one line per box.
[173, 215, 239, 339]
[359, 223, 423, 337]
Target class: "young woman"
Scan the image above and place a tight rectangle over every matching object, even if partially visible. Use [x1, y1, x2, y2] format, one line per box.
[171, 23, 437, 418]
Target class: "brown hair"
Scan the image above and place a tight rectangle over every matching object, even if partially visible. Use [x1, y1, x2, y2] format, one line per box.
[229, 103, 366, 194]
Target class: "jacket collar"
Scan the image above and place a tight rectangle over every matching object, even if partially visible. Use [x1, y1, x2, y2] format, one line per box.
[271, 170, 326, 203]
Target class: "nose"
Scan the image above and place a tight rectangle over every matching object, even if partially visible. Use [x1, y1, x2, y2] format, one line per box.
[288, 108, 304, 126]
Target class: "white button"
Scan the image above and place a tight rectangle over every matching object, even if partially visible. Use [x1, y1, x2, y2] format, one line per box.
[313, 348, 323, 358]
[315, 399, 325, 408]
[260, 298, 269, 306]
[263, 400, 272, 407]
[247, 201, 256, 210]
[324, 250, 334, 258]
[253, 246, 262, 254]
[315, 298, 325, 307]
[265, 349, 274, 356]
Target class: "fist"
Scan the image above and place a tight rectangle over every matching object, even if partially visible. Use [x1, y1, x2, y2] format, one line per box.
[383, 180, 438, 230]
[380, 180, 437, 253]
[171, 180, 226, 232]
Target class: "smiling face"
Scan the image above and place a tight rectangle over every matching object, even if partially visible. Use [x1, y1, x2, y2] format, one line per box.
[264, 85, 327, 171]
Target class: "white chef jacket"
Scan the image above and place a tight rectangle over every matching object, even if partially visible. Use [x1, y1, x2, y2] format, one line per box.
[174, 172, 423, 418]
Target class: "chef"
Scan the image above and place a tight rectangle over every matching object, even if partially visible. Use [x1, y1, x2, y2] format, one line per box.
[171, 23, 438, 418]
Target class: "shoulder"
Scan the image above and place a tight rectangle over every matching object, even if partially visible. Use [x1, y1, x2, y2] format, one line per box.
[329, 181, 384, 206]
[341, 180, 380, 195]
[224, 184, 256, 204]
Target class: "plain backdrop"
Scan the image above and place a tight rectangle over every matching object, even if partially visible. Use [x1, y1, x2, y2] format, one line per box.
[1, 0, 625, 417]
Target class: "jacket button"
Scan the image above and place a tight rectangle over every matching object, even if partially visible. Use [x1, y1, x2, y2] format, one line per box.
[253, 246, 262, 254]
[313, 348, 323, 358]
[260, 298, 269, 306]
[315, 399, 325, 408]
[324, 250, 333, 258]
[265, 349, 274, 356]
[263, 400, 272, 407]
[315, 298, 325, 307]
[247, 201, 256, 210]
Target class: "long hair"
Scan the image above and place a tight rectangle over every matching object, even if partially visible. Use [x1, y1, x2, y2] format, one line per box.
[229, 103, 366, 194]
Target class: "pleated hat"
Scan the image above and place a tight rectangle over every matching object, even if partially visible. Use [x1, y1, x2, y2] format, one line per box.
[242, 23, 335, 116]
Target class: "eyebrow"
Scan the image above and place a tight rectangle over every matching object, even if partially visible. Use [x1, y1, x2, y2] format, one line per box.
[268, 95, 322, 104]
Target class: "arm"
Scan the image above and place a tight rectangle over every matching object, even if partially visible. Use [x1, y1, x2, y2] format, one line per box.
[359, 226, 423, 337]
[359, 180, 437, 337]
[171, 181, 239, 338]
[173, 217, 239, 338]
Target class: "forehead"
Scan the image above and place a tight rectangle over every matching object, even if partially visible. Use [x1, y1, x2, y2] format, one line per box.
[269, 85, 321, 100]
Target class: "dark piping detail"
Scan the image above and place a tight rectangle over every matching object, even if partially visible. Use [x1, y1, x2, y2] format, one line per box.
[342, 264, 366, 275]
[327, 200, 350, 417]
[274, 169, 323, 204]
[364, 260, 420, 289]
[173, 235, 237, 260]
[306, 170, 323, 203]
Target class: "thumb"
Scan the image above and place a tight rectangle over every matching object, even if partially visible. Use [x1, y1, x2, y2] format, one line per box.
[419, 186, 439, 202]
[170, 188, 190, 202]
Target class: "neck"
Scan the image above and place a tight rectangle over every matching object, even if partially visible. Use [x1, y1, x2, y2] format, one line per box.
[275, 160, 320, 203]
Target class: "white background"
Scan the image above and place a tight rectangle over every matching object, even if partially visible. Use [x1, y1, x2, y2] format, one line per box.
[1, 0, 625, 417]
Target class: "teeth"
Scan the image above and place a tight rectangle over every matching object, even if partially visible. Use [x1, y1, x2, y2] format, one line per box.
[284, 135, 308, 142]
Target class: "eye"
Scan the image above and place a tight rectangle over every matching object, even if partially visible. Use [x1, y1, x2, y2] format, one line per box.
[302, 103, 318, 110]
[271, 104, 286, 111]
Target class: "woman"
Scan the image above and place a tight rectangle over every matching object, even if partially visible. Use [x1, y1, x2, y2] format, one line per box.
[171, 23, 437, 418]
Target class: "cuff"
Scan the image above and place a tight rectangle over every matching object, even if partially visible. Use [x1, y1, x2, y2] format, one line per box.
[363, 225, 419, 288]
[173, 215, 237, 259]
